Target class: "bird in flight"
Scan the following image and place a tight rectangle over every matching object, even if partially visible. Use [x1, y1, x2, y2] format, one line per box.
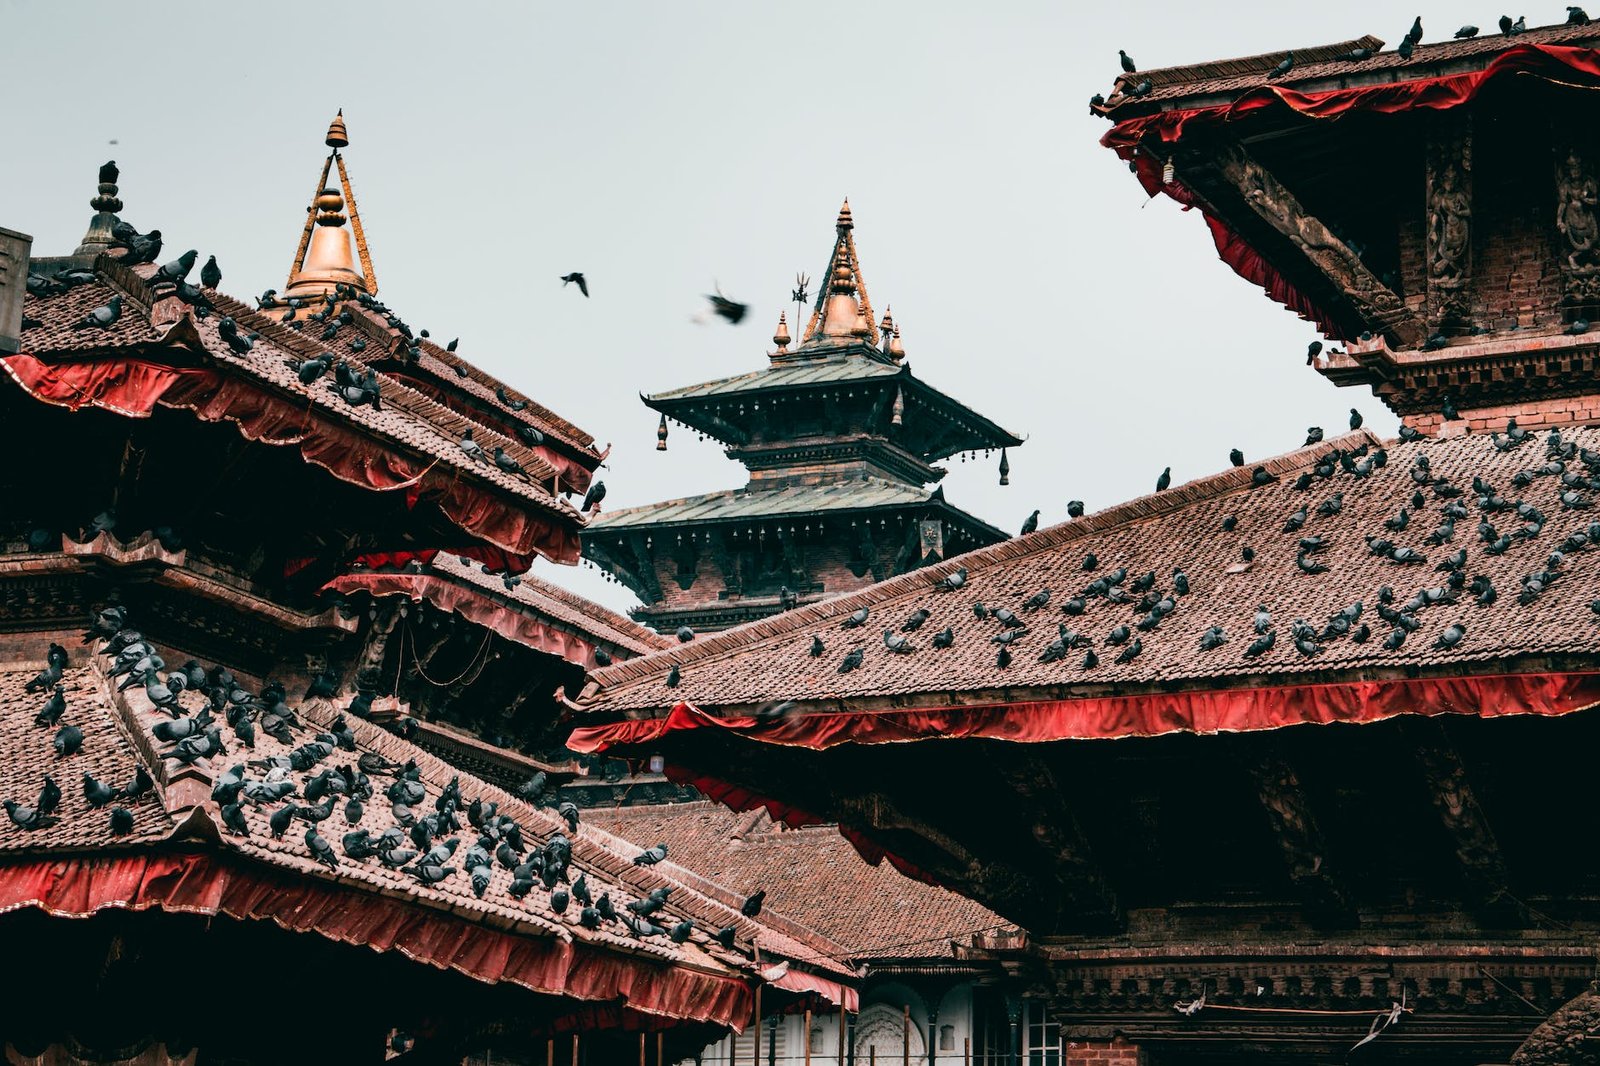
[560, 272, 589, 297]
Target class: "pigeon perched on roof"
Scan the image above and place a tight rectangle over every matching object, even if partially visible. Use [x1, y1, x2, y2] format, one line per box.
[1020, 510, 1039, 535]
[71, 296, 122, 331]
[150, 249, 198, 286]
[1155, 468, 1171, 492]
[632, 842, 668, 866]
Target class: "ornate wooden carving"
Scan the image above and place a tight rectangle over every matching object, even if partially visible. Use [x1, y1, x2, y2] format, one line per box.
[1215, 143, 1426, 347]
[990, 750, 1121, 930]
[625, 532, 664, 603]
[1554, 140, 1600, 309]
[1245, 748, 1356, 927]
[1426, 116, 1474, 328]
[1400, 719, 1523, 924]
[706, 529, 739, 596]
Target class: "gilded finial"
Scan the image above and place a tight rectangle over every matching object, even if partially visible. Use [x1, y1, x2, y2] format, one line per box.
[891, 385, 904, 427]
[326, 109, 349, 149]
[998, 447, 1011, 486]
[314, 187, 347, 227]
[888, 322, 905, 362]
[836, 197, 853, 230]
[773, 310, 791, 352]
[656, 413, 669, 451]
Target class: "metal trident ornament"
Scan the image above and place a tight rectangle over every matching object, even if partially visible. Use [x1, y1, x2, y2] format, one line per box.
[791, 272, 811, 305]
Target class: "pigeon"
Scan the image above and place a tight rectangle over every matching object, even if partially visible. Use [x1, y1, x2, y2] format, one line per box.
[1251, 467, 1276, 488]
[1349, 409, 1364, 430]
[581, 480, 607, 513]
[1434, 623, 1466, 650]
[199, 255, 222, 288]
[1021, 590, 1051, 612]
[1304, 427, 1324, 446]
[560, 272, 589, 297]
[5, 800, 58, 831]
[809, 635, 825, 657]
[838, 648, 864, 673]
[665, 663, 681, 688]
[150, 249, 198, 286]
[558, 801, 580, 832]
[1198, 626, 1227, 651]
[1230, 448, 1244, 467]
[1455, 24, 1480, 37]
[109, 807, 134, 836]
[902, 609, 931, 631]
[842, 607, 869, 629]
[492, 447, 526, 477]
[933, 567, 968, 591]
[1406, 15, 1423, 44]
[883, 630, 913, 654]
[1267, 52, 1294, 79]
[1571, 6, 1591, 25]
[1155, 467, 1171, 493]
[1020, 510, 1040, 535]
[670, 920, 693, 943]
[676, 625, 696, 643]
[632, 843, 668, 866]
[36, 775, 61, 817]
[82, 773, 117, 808]
[216, 316, 253, 354]
[53, 724, 84, 757]
[996, 646, 1013, 669]
[705, 289, 748, 324]
[1067, 500, 1085, 518]
[1081, 648, 1099, 669]
[931, 627, 955, 650]
[742, 889, 766, 917]
[71, 296, 123, 330]
[34, 686, 66, 728]
[1119, 49, 1137, 72]
[1244, 631, 1276, 658]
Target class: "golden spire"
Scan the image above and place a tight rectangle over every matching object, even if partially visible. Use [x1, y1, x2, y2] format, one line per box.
[286, 110, 375, 299]
[888, 322, 905, 362]
[802, 198, 879, 347]
[772, 310, 791, 355]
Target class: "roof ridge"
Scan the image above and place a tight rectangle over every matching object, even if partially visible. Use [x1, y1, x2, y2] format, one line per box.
[1123, 34, 1383, 84]
[582, 429, 1382, 697]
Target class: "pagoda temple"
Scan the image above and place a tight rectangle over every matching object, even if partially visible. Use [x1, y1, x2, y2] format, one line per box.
[0, 116, 856, 1062]
[569, 21, 1600, 1066]
[583, 201, 1022, 633]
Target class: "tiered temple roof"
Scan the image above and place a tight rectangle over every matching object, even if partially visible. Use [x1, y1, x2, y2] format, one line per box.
[585, 202, 1022, 632]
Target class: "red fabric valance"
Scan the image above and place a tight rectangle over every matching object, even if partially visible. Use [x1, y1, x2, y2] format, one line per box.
[322, 570, 604, 666]
[1, 353, 580, 565]
[570, 671, 1600, 754]
[0, 850, 755, 1030]
[1099, 44, 1600, 340]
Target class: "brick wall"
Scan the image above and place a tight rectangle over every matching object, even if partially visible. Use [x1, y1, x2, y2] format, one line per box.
[1403, 392, 1600, 437]
[1065, 1036, 1146, 1065]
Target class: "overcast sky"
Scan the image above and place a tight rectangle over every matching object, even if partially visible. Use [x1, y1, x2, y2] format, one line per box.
[5, 1, 1498, 612]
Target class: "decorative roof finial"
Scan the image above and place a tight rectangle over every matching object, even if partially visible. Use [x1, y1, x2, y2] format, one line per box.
[326, 109, 349, 149]
[879, 307, 895, 354]
[888, 322, 905, 362]
[656, 412, 669, 451]
[74, 160, 123, 257]
[772, 310, 791, 355]
[891, 385, 904, 427]
[998, 447, 1011, 486]
[802, 199, 878, 347]
[286, 111, 375, 299]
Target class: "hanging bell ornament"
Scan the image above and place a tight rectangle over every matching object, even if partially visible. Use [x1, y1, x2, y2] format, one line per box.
[656, 413, 669, 451]
[998, 448, 1011, 486]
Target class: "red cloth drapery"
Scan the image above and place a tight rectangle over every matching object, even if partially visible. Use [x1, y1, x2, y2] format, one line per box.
[322, 569, 606, 666]
[569, 671, 1600, 754]
[1099, 43, 1600, 339]
[1, 353, 579, 565]
[0, 850, 756, 1029]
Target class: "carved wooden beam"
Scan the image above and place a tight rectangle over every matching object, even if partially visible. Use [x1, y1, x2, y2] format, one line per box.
[1399, 718, 1524, 925]
[1244, 747, 1357, 928]
[625, 532, 664, 603]
[1425, 113, 1474, 329]
[706, 528, 740, 596]
[679, 404, 749, 447]
[835, 788, 1061, 931]
[1212, 142, 1427, 347]
[989, 749, 1122, 930]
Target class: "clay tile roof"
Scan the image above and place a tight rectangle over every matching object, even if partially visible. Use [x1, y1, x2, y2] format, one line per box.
[426, 554, 670, 655]
[0, 663, 173, 851]
[589, 478, 967, 531]
[583, 801, 1012, 961]
[1104, 21, 1600, 111]
[15, 262, 582, 534]
[581, 426, 1600, 713]
[15, 632, 852, 985]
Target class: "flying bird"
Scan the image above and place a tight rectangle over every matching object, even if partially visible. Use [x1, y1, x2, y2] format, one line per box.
[705, 288, 748, 324]
[560, 272, 589, 297]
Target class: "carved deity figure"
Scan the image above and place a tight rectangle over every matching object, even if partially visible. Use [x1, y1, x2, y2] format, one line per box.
[1556, 149, 1600, 272]
[1428, 162, 1472, 282]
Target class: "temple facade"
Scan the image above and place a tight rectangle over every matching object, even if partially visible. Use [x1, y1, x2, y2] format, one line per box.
[569, 20, 1600, 1066]
[583, 203, 1022, 633]
[0, 117, 856, 1062]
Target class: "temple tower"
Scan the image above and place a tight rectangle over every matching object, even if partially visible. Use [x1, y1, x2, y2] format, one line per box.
[584, 202, 1022, 633]
[1096, 19, 1600, 438]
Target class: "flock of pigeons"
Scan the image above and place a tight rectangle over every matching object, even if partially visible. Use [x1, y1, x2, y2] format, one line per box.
[1097, 7, 1593, 105]
[623, 419, 1600, 692]
[5, 606, 769, 952]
